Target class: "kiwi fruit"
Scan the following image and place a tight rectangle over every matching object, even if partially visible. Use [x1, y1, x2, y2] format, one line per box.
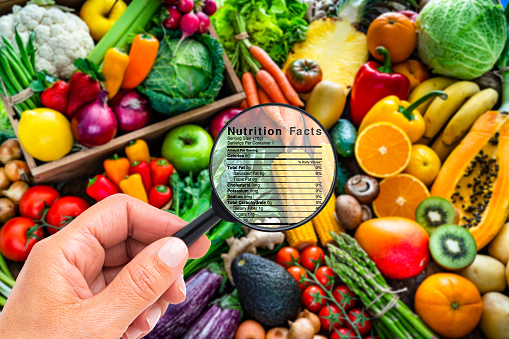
[429, 225, 477, 271]
[415, 197, 456, 235]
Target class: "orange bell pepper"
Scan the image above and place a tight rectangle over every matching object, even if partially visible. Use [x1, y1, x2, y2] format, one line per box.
[121, 34, 159, 90]
[103, 154, 130, 189]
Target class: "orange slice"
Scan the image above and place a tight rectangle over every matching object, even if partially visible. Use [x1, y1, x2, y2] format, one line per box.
[355, 122, 412, 178]
[373, 174, 430, 220]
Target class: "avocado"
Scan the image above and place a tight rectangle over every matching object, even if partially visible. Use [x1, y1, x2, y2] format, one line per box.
[231, 253, 301, 327]
[330, 119, 357, 158]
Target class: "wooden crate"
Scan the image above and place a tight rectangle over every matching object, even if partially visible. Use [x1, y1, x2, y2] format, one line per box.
[0, 9, 244, 182]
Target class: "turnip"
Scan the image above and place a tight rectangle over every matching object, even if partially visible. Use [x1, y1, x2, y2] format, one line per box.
[203, 0, 217, 16]
[177, 0, 194, 13]
[164, 6, 182, 30]
[196, 12, 210, 34]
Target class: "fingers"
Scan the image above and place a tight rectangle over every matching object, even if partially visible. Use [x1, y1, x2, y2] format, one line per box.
[91, 237, 188, 325]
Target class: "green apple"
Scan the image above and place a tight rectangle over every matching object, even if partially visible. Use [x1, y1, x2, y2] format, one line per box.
[162, 124, 213, 175]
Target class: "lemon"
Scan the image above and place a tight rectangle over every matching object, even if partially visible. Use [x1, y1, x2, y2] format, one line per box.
[18, 108, 74, 162]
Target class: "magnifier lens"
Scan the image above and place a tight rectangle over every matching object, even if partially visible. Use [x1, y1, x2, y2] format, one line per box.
[210, 104, 337, 231]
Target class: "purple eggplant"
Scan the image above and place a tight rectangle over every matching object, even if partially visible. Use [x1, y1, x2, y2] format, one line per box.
[145, 263, 224, 339]
[181, 291, 242, 339]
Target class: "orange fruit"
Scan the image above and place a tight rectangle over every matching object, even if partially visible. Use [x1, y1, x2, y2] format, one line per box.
[355, 122, 411, 178]
[415, 273, 482, 338]
[404, 144, 441, 187]
[373, 173, 430, 220]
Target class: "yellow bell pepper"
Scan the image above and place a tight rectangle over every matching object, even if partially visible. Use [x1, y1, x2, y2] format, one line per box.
[359, 91, 448, 143]
[102, 48, 130, 99]
[125, 139, 150, 165]
[119, 174, 148, 203]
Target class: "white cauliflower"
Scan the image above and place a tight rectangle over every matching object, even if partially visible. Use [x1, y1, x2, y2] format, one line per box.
[0, 4, 94, 79]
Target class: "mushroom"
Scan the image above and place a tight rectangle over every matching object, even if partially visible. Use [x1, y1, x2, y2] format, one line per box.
[361, 205, 372, 222]
[345, 175, 380, 204]
[335, 194, 363, 230]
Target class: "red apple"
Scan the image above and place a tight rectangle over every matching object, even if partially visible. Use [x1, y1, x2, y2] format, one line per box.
[210, 107, 242, 139]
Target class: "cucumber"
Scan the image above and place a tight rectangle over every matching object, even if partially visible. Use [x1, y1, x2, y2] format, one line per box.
[330, 119, 357, 157]
[335, 156, 353, 195]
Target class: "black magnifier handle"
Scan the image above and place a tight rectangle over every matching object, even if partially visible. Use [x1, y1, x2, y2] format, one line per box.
[173, 208, 222, 246]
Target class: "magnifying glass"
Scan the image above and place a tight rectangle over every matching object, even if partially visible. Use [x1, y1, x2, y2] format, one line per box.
[174, 103, 337, 246]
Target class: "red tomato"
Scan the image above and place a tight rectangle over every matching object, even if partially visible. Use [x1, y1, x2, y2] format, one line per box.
[331, 328, 356, 339]
[333, 285, 357, 311]
[46, 196, 90, 234]
[0, 217, 44, 261]
[285, 59, 323, 93]
[346, 308, 373, 336]
[276, 246, 300, 268]
[300, 246, 324, 271]
[302, 285, 326, 312]
[316, 266, 335, 290]
[19, 186, 60, 220]
[319, 304, 344, 331]
[287, 266, 308, 290]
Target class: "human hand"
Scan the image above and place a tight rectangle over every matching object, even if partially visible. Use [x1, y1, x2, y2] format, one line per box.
[0, 194, 211, 339]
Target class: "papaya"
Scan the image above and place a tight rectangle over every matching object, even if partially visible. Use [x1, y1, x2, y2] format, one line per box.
[431, 111, 509, 250]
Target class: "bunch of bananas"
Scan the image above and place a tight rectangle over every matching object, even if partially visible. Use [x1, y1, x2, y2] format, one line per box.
[409, 77, 499, 161]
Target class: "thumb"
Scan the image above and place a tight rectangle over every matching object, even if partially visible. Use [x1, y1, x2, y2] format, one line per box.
[91, 237, 188, 324]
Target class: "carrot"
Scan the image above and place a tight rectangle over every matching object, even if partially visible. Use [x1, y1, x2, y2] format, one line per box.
[249, 45, 304, 107]
[242, 72, 260, 107]
[258, 87, 271, 104]
[240, 99, 248, 110]
[256, 70, 290, 105]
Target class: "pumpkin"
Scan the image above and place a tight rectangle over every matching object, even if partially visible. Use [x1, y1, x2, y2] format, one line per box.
[366, 12, 416, 63]
[415, 273, 482, 338]
[431, 111, 509, 250]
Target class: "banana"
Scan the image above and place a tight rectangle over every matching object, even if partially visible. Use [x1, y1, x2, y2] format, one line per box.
[409, 77, 457, 114]
[423, 81, 480, 140]
[441, 88, 499, 146]
[431, 130, 463, 163]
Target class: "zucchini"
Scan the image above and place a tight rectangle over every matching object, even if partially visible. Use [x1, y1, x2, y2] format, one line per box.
[335, 156, 354, 195]
[330, 119, 357, 158]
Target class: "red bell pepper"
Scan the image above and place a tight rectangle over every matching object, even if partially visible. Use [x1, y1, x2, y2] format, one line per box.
[350, 47, 411, 126]
[149, 185, 173, 208]
[128, 161, 152, 193]
[150, 158, 174, 186]
[86, 175, 119, 202]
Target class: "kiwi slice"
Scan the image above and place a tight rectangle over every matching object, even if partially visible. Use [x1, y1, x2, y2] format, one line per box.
[415, 197, 456, 235]
[429, 225, 477, 271]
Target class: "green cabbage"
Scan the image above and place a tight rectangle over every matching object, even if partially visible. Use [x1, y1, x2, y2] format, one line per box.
[416, 0, 507, 80]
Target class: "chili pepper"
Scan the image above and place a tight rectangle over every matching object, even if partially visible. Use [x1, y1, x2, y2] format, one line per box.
[149, 185, 173, 208]
[103, 154, 130, 189]
[125, 139, 150, 165]
[86, 175, 119, 202]
[128, 161, 152, 193]
[350, 46, 411, 126]
[121, 34, 159, 90]
[359, 91, 448, 144]
[150, 158, 174, 186]
[119, 174, 148, 203]
[102, 48, 130, 99]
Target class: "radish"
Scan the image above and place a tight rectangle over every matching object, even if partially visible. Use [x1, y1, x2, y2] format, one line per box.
[196, 12, 210, 34]
[177, 0, 194, 13]
[164, 6, 182, 30]
[179, 12, 199, 39]
[203, 0, 217, 16]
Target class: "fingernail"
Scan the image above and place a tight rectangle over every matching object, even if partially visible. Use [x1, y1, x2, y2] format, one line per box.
[124, 327, 143, 339]
[158, 238, 187, 268]
[178, 274, 186, 299]
[146, 307, 161, 331]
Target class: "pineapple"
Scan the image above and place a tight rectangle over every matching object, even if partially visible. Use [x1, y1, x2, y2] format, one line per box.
[282, 19, 368, 92]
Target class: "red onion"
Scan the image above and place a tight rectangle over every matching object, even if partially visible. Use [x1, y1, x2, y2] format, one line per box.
[110, 90, 151, 132]
[71, 90, 118, 147]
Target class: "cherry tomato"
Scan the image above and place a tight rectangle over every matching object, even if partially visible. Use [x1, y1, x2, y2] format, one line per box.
[347, 308, 373, 336]
[19, 186, 60, 220]
[276, 246, 300, 268]
[300, 246, 324, 271]
[302, 285, 326, 312]
[319, 304, 344, 331]
[331, 328, 356, 339]
[46, 196, 90, 234]
[333, 285, 357, 311]
[285, 59, 323, 93]
[316, 266, 335, 290]
[287, 266, 308, 290]
[0, 217, 44, 262]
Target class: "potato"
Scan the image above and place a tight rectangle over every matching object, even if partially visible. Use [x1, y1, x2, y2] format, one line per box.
[458, 255, 506, 294]
[489, 223, 509, 264]
[480, 292, 509, 339]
